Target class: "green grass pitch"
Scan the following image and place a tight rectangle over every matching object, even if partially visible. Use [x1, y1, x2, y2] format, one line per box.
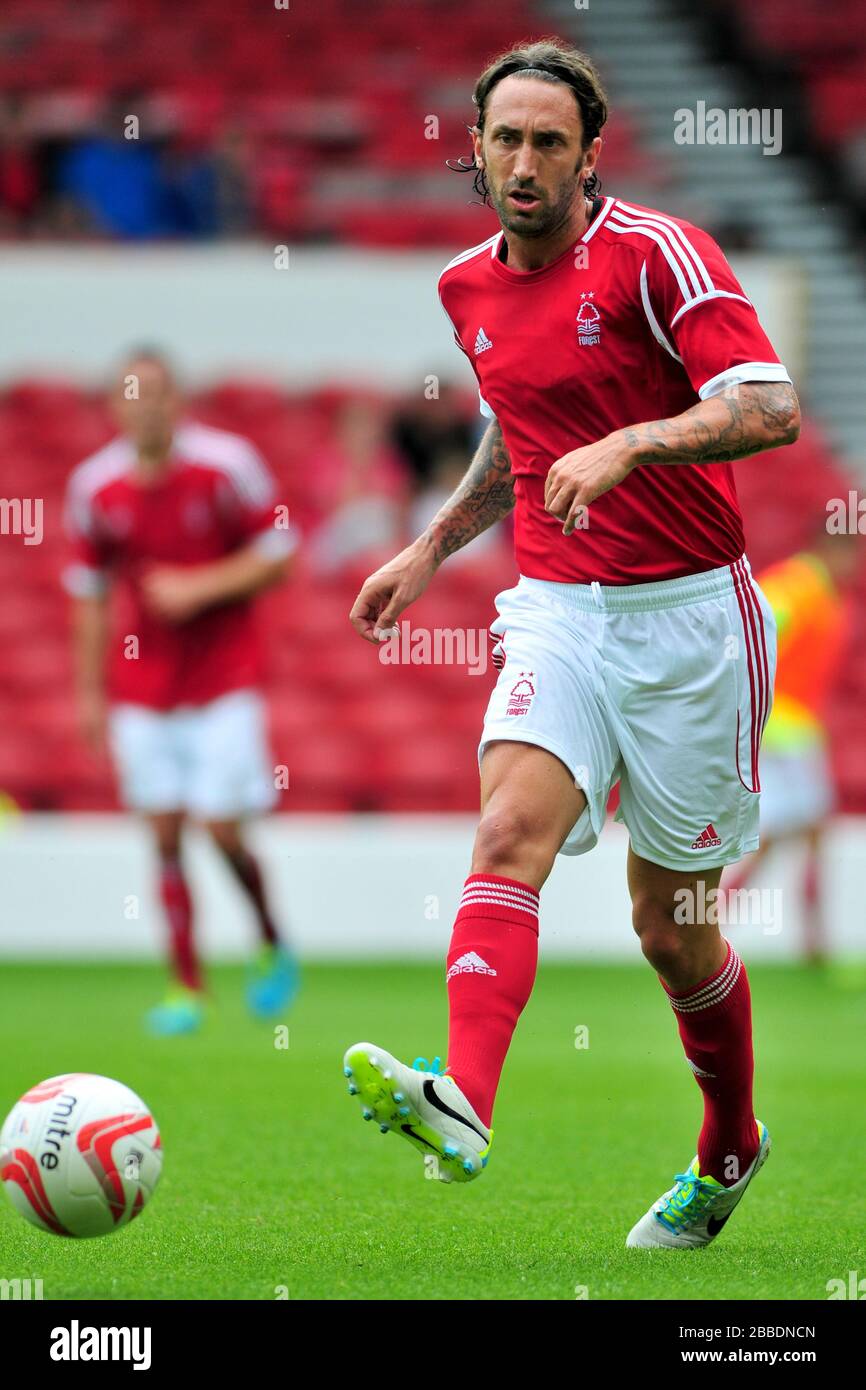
[1, 959, 863, 1300]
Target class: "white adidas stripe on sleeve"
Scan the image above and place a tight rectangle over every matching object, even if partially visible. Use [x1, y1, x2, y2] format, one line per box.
[613, 201, 715, 294]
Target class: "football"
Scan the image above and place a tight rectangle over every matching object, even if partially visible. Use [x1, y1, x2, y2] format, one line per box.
[0, 1073, 162, 1238]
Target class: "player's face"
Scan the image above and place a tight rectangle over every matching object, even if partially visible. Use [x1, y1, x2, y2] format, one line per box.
[475, 76, 599, 239]
[112, 359, 181, 452]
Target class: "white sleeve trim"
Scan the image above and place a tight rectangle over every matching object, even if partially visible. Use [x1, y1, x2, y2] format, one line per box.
[698, 362, 793, 400]
[176, 424, 274, 509]
[670, 289, 753, 328]
[479, 391, 497, 421]
[639, 261, 682, 362]
[611, 202, 715, 295]
[63, 564, 109, 598]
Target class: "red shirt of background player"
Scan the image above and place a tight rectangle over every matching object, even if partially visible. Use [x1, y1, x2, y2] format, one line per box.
[438, 196, 792, 585]
[64, 421, 295, 709]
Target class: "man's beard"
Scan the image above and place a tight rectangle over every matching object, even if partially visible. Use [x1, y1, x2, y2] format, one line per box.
[489, 178, 581, 239]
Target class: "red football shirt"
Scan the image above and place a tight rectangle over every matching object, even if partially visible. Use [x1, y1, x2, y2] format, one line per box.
[438, 196, 792, 584]
[63, 421, 295, 709]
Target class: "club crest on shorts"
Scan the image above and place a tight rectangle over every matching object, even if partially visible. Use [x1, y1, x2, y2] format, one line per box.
[506, 672, 535, 716]
[576, 292, 601, 346]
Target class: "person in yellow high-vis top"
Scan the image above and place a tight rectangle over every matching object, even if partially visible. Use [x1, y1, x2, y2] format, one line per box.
[725, 528, 858, 961]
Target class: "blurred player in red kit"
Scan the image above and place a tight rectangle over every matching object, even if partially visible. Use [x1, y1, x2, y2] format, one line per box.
[64, 350, 299, 1034]
[342, 40, 803, 1249]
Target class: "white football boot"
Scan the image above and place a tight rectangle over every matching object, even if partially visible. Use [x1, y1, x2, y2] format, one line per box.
[626, 1121, 771, 1249]
[342, 1042, 492, 1183]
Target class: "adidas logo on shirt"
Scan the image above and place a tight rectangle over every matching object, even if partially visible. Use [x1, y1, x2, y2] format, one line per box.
[446, 951, 497, 981]
[691, 823, 722, 850]
[474, 326, 493, 356]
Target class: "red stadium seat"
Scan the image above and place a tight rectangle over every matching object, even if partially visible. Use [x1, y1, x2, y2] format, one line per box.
[375, 729, 480, 812]
[279, 727, 381, 812]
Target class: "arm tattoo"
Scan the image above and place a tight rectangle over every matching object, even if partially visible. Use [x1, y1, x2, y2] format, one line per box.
[421, 420, 515, 565]
[623, 382, 801, 466]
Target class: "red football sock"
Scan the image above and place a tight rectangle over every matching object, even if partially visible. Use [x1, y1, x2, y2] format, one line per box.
[159, 854, 202, 991]
[445, 873, 540, 1127]
[661, 940, 759, 1186]
[224, 848, 280, 946]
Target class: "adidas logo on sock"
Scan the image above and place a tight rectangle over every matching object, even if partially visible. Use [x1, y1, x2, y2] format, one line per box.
[446, 950, 497, 981]
[691, 822, 722, 850]
[474, 326, 493, 356]
[686, 1056, 717, 1079]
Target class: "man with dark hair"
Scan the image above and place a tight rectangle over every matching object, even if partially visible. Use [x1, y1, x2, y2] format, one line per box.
[343, 40, 800, 1249]
[64, 351, 300, 1034]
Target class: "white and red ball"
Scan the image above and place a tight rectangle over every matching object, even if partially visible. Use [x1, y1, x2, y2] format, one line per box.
[0, 1073, 162, 1238]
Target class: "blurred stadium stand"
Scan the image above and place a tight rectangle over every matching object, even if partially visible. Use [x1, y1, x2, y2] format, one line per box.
[2, 0, 865, 460]
[1, 0, 865, 824]
[0, 380, 864, 817]
[0, 0, 651, 246]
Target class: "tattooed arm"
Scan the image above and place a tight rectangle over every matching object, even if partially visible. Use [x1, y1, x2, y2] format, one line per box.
[349, 420, 514, 642]
[422, 419, 515, 562]
[622, 382, 801, 465]
[545, 382, 801, 536]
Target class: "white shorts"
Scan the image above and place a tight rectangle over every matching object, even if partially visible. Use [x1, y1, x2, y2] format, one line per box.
[109, 689, 277, 819]
[756, 745, 833, 838]
[481, 556, 778, 871]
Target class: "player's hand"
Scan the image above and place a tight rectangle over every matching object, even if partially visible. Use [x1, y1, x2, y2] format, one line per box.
[140, 566, 211, 624]
[545, 432, 638, 536]
[349, 541, 438, 645]
[77, 688, 108, 755]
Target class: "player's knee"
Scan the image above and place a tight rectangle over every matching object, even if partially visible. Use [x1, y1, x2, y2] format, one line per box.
[632, 897, 689, 974]
[203, 819, 243, 857]
[471, 805, 555, 886]
[151, 816, 183, 861]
